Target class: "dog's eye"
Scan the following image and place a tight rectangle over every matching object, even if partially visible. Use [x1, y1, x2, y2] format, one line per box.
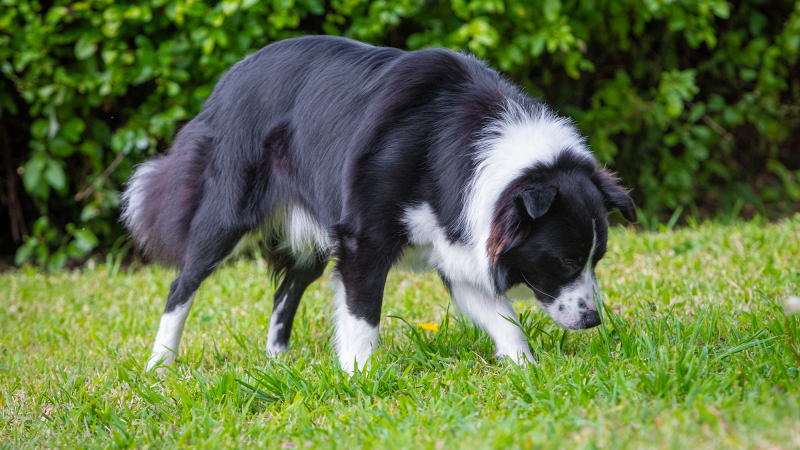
[560, 258, 582, 269]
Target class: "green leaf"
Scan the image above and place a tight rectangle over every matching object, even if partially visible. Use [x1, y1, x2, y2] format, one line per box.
[78, 141, 101, 158]
[542, 0, 561, 23]
[62, 118, 86, 143]
[531, 34, 546, 57]
[37, 85, 55, 100]
[44, 6, 68, 24]
[75, 36, 98, 60]
[31, 119, 49, 139]
[32, 216, 49, 236]
[14, 239, 36, 266]
[222, 0, 240, 15]
[44, 159, 66, 191]
[22, 156, 46, 194]
[665, 93, 683, 118]
[688, 103, 705, 123]
[202, 36, 216, 54]
[722, 108, 743, 125]
[89, 119, 112, 145]
[297, 0, 324, 15]
[80, 204, 100, 222]
[72, 229, 99, 256]
[166, 81, 181, 96]
[111, 130, 135, 154]
[664, 132, 680, 147]
[35, 239, 49, 264]
[740, 68, 757, 81]
[134, 129, 149, 150]
[47, 249, 68, 272]
[49, 137, 75, 157]
[711, 1, 730, 19]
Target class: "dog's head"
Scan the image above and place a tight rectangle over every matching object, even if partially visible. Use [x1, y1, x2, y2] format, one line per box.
[489, 151, 637, 330]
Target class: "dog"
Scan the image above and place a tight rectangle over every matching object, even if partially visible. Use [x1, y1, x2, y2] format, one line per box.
[122, 35, 637, 373]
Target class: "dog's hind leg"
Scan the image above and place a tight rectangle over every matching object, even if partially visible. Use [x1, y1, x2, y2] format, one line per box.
[147, 228, 246, 371]
[266, 254, 327, 356]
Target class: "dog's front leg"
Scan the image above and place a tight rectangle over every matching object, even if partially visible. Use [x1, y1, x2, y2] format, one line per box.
[448, 281, 535, 365]
[331, 236, 393, 374]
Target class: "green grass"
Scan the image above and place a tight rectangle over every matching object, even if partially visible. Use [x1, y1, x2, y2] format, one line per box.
[2, 216, 800, 449]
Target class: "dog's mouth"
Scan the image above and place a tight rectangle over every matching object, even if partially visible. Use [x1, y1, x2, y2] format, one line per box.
[520, 271, 604, 330]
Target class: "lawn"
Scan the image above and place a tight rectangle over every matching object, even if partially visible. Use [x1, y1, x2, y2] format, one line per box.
[2, 216, 800, 449]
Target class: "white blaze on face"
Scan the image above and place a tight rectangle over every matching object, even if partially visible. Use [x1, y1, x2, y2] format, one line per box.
[539, 221, 602, 330]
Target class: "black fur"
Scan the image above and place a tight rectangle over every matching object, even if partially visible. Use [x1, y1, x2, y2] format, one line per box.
[126, 37, 520, 315]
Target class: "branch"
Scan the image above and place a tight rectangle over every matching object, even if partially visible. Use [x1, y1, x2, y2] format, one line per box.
[0, 116, 27, 242]
[74, 151, 126, 201]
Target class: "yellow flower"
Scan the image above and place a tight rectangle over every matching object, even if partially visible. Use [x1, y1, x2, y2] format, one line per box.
[417, 322, 439, 332]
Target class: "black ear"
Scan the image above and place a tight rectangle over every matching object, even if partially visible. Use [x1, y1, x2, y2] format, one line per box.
[515, 185, 558, 220]
[593, 169, 638, 223]
[487, 184, 556, 266]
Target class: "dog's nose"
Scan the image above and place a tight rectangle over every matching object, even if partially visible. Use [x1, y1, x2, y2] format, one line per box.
[581, 310, 602, 329]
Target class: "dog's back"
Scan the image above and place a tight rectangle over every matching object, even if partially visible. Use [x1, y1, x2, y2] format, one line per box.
[125, 38, 385, 265]
[123, 36, 493, 269]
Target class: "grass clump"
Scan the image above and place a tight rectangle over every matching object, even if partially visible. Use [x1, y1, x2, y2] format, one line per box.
[1, 216, 800, 449]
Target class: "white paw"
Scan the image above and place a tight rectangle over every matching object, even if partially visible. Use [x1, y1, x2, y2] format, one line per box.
[339, 356, 372, 376]
[266, 341, 287, 358]
[146, 347, 177, 371]
[496, 348, 537, 366]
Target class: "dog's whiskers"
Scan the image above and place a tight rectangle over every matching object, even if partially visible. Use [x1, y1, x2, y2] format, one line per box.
[520, 272, 555, 299]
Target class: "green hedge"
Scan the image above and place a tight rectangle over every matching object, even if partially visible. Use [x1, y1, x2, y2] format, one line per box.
[1, 0, 799, 270]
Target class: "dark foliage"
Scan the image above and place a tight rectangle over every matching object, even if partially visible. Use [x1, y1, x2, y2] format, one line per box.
[1, 0, 798, 269]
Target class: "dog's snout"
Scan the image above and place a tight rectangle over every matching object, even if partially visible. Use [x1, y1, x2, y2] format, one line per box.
[581, 310, 602, 329]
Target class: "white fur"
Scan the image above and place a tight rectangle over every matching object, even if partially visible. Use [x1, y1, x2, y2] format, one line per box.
[121, 161, 158, 243]
[539, 270, 600, 329]
[286, 205, 331, 265]
[403, 203, 492, 289]
[449, 282, 534, 364]
[233, 204, 332, 265]
[538, 222, 602, 329]
[331, 275, 379, 374]
[147, 296, 194, 370]
[266, 291, 289, 356]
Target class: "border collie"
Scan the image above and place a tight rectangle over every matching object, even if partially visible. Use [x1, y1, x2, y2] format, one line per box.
[122, 36, 637, 373]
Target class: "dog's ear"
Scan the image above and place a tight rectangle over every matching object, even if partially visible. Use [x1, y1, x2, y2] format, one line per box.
[488, 184, 556, 265]
[514, 185, 558, 220]
[593, 168, 638, 223]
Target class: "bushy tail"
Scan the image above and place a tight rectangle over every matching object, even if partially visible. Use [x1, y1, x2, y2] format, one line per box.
[121, 124, 210, 268]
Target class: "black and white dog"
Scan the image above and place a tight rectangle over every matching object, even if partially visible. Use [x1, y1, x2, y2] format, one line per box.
[122, 36, 636, 373]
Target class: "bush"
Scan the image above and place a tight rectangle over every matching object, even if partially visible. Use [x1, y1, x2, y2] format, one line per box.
[1, 0, 799, 269]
